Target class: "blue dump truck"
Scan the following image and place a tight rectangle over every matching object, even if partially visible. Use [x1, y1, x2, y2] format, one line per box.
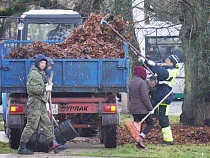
[1, 10, 130, 149]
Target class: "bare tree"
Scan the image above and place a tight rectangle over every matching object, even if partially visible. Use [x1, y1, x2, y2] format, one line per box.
[2, 0, 210, 126]
[138, 0, 210, 126]
[179, 0, 210, 126]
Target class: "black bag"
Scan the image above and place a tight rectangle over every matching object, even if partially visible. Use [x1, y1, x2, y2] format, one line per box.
[26, 130, 49, 153]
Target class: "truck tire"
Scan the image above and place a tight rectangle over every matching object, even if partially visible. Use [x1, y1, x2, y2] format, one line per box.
[99, 127, 104, 144]
[103, 125, 118, 148]
[9, 128, 22, 149]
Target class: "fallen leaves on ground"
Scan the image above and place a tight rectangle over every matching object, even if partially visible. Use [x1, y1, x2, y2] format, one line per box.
[119, 120, 210, 145]
[8, 13, 132, 59]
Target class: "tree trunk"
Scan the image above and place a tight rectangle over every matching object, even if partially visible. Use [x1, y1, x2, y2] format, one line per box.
[180, 0, 210, 126]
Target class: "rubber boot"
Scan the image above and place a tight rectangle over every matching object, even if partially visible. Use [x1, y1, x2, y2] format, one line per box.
[17, 142, 34, 155]
[136, 136, 145, 149]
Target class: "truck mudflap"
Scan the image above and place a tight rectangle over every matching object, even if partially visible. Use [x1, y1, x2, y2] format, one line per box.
[6, 114, 25, 129]
[102, 113, 120, 126]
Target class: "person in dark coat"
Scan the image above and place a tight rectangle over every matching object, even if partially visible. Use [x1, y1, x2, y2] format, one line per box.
[129, 66, 154, 149]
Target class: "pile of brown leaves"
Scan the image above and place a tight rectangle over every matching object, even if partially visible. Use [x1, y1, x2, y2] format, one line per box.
[119, 121, 210, 145]
[8, 13, 132, 59]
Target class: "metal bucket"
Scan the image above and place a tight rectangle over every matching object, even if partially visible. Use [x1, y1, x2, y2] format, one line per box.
[55, 119, 78, 144]
[54, 127, 67, 145]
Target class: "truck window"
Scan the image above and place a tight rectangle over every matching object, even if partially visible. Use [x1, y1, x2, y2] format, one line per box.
[27, 23, 74, 41]
[145, 37, 184, 63]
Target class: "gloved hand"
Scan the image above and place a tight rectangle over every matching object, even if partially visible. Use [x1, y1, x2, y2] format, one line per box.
[138, 56, 145, 63]
[147, 60, 155, 66]
[149, 109, 154, 114]
[46, 102, 50, 111]
[46, 83, 53, 91]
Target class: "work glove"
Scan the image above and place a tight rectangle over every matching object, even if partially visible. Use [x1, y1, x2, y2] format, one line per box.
[149, 109, 155, 114]
[46, 102, 50, 111]
[147, 60, 156, 66]
[46, 83, 53, 91]
[138, 56, 145, 63]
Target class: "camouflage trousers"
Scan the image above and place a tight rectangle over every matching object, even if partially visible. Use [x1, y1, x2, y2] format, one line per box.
[20, 96, 55, 143]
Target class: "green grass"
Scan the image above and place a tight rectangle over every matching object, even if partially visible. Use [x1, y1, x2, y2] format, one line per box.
[0, 123, 4, 131]
[120, 114, 132, 128]
[74, 144, 210, 158]
[0, 115, 3, 122]
[0, 115, 4, 131]
[0, 142, 16, 154]
[169, 116, 180, 124]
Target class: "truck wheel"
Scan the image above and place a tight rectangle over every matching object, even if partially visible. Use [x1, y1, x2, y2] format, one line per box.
[9, 128, 22, 149]
[103, 125, 118, 148]
[99, 127, 104, 144]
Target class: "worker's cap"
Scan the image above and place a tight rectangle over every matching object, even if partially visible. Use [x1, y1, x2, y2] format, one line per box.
[168, 55, 179, 65]
[46, 57, 54, 66]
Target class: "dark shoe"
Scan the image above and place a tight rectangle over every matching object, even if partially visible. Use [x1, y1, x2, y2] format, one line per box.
[17, 142, 34, 155]
[161, 141, 175, 145]
[137, 136, 145, 149]
[54, 144, 70, 154]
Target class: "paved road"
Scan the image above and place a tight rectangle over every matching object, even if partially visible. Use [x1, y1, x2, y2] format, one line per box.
[169, 101, 182, 116]
[0, 105, 2, 114]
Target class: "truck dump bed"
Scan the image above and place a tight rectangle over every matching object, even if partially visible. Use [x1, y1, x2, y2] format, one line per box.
[0, 40, 130, 94]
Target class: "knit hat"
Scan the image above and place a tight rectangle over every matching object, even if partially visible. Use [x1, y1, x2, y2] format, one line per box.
[134, 66, 147, 80]
[168, 55, 179, 65]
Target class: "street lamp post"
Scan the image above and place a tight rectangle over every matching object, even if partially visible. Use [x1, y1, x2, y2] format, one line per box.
[18, 22, 24, 40]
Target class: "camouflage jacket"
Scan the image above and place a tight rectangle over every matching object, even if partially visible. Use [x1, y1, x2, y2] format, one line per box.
[27, 66, 47, 103]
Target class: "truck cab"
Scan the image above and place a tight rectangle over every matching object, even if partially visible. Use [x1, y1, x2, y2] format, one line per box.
[18, 9, 81, 41]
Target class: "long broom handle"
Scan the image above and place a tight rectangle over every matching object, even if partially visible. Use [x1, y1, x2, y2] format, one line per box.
[140, 90, 173, 123]
[129, 47, 156, 77]
[47, 71, 58, 130]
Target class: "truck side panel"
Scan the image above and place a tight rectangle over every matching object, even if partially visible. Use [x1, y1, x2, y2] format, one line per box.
[1, 59, 129, 93]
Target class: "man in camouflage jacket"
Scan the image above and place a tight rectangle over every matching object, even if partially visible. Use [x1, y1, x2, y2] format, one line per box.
[18, 54, 68, 155]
